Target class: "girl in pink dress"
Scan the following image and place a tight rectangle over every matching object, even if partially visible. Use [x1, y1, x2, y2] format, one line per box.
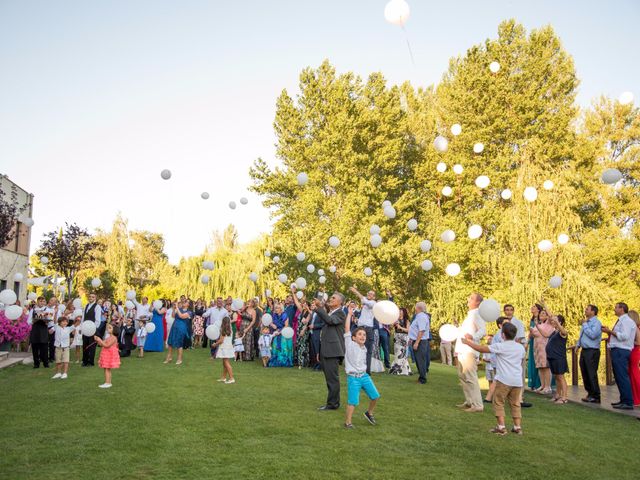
[95, 323, 121, 389]
[530, 309, 555, 395]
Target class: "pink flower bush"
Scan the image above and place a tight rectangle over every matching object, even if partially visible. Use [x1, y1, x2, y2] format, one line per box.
[0, 310, 31, 344]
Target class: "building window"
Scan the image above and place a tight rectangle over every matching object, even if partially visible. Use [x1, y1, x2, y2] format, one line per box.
[0, 280, 6, 291]
[13, 281, 20, 297]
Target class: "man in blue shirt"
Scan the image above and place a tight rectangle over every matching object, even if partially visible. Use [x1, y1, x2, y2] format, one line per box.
[576, 304, 602, 403]
[409, 302, 430, 384]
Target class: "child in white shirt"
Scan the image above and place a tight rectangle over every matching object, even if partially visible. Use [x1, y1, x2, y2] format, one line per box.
[52, 317, 74, 379]
[258, 327, 272, 367]
[72, 315, 83, 364]
[136, 320, 147, 358]
[343, 304, 380, 429]
[233, 332, 245, 361]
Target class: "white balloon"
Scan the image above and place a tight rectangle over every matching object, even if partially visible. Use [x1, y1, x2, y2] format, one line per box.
[442, 186, 453, 197]
[549, 275, 563, 288]
[407, 218, 418, 231]
[420, 239, 432, 252]
[445, 263, 461, 277]
[19, 215, 34, 227]
[384, 0, 410, 26]
[601, 168, 622, 185]
[296, 291, 304, 299]
[436, 162, 447, 173]
[206, 324, 220, 340]
[145, 322, 156, 333]
[231, 299, 245, 311]
[318, 276, 326, 284]
[468, 224, 483, 240]
[202, 260, 215, 271]
[81, 321, 96, 336]
[261, 314, 273, 327]
[306, 264, 315, 274]
[329, 265, 337, 273]
[272, 256, 280, 264]
[370, 234, 382, 248]
[91, 278, 101, 288]
[264, 250, 271, 257]
[383, 206, 396, 219]
[473, 143, 485, 154]
[0, 289, 17, 306]
[278, 273, 288, 284]
[489, 61, 501, 73]
[4, 305, 22, 320]
[451, 124, 462, 136]
[433, 135, 449, 153]
[363, 267, 373, 277]
[40, 256, 49, 265]
[440, 229, 456, 243]
[153, 300, 163, 310]
[201, 192, 210, 200]
[160, 169, 171, 180]
[372, 300, 400, 325]
[523, 187, 538, 202]
[328, 236, 340, 248]
[381, 200, 392, 208]
[27, 292, 37, 301]
[421, 260, 433, 271]
[125, 300, 135, 309]
[13, 272, 24, 282]
[479, 299, 501, 322]
[73, 298, 82, 309]
[297, 172, 309, 186]
[369, 224, 381, 235]
[281, 326, 294, 339]
[72, 308, 83, 318]
[265, 289, 272, 297]
[501, 189, 512, 200]
[619, 91, 634, 105]
[200, 274, 210, 284]
[317, 269, 325, 276]
[475, 175, 490, 189]
[126, 290, 136, 300]
[537, 239, 553, 252]
[249, 272, 258, 282]
[452, 164, 464, 175]
[543, 180, 554, 191]
[439, 324, 459, 343]
[295, 277, 307, 290]
[228, 201, 237, 210]
[296, 252, 306, 262]
[239, 197, 248, 205]
[557, 233, 570, 245]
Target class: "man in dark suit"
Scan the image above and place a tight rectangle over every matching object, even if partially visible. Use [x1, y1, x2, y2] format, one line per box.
[314, 291, 346, 411]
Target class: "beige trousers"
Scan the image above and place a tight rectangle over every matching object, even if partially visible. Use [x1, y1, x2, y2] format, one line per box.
[440, 342, 453, 366]
[457, 353, 483, 409]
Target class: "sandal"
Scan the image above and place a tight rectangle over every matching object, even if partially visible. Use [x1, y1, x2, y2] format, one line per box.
[490, 426, 507, 436]
[554, 399, 568, 404]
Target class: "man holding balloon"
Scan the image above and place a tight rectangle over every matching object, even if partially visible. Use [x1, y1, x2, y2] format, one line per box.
[82, 293, 103, 367]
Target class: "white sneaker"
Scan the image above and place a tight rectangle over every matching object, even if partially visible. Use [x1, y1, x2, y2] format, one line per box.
[98, 383, 112, 389]
[61, 373, 68, 379]
[52, 373, 62, 379]
[224, 379, 236, 384]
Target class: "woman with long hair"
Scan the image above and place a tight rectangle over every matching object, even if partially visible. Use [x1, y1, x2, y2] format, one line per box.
[527, 304, 543, 390]
[193, 299, 206, 348]
[530, 308, 555, 394]
[268, 303, 293, 367]
[164, 299, 192, 365]
[291, 293, 310, 368]
[240, 300, 257, 360]
[546, 314, 569, 403]
[628, 310, 640, 407]
[389, 307, 412, 375]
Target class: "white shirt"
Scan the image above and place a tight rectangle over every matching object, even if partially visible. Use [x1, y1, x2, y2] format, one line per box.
[344, 333, 367, 375]
[609, 314, 637, 350]
[455, 308, 486, 357]
[489, 340, 526, 387]
[136, 327, 147, 338]
[134, 301, 151, 320]
[204, 306, 228, 328]
[54, 325, 74, 348]
[357, 298, 376, 328]
[510, 316, 526, 343]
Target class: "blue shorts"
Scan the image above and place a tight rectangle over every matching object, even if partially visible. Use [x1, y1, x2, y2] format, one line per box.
[347, 373, 380, 406]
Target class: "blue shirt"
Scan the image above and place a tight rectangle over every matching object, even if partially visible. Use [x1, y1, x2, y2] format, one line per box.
[577, 316, 602, 349]
[490, 332, 504, 365]
[408, 312, 430, 341]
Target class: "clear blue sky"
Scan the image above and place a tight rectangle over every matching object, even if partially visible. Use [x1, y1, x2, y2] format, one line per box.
[1, 0, 638, 262]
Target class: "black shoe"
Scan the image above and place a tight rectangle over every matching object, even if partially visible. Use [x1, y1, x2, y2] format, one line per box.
[520, 402, 533, 408]
[364, 411, 376, 425]
[419, 378, 427, 384]
[33, 365, 39, 369]
[611, 401, 623, 406]
[483, 399, 492, 404]
[612, 404, 634, 410]
[318, 405, 339, 411]
[583, 397, 600, 404]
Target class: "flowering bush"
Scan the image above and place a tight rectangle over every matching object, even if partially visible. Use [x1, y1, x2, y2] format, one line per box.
[0, 310, 31, 344]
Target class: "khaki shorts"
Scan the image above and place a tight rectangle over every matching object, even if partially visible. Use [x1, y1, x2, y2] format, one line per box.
[493, 381, 523, 419]
[55, 347, 70, 364]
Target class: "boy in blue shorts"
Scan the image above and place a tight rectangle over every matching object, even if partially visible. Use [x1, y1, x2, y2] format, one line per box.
[343, 303, 380, 429]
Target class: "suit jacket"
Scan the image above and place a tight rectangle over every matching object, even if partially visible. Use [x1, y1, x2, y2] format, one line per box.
[316, 307, 345, 358]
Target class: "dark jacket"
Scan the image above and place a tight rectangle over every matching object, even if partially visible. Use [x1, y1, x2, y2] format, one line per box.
[119, 324, 135, 350]
[316, 307, 345, 358]
[29, 311, 50, 344]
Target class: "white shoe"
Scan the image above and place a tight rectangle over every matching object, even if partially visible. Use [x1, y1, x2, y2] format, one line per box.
[217, 378, 226, 382]
[224, 379, 236, 384]
[61, 373, 68, 379]
[99, 383, 112, 389]
[52, 373, 62, 379]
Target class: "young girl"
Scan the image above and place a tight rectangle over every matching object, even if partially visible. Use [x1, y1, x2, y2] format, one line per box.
[72, 315, 83, 364]
[213, 317, 235, 384]
[233, 331, 245, 361]
[95, 323, 120, 389]
[136, 320, 147, 358]
[258, 326, 273, 367]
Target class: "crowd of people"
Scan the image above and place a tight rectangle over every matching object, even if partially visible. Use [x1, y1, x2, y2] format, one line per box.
[4, 285, 640, 432]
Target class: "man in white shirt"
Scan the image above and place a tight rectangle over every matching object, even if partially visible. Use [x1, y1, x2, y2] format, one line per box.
[454, 293, 486, 412]
[134, 296, 151, 327]
[503, 304, 531, 408]
[349, 286, 377, 374]
[603, 302, 636, 409]
[82, 293, 102, 367]
[203, 297, 229, 356]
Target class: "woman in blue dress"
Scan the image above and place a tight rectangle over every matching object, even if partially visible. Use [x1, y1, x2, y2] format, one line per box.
[164, 300, 193, 365]
[527, 304, 542, 390]
[268, 303, 293, 367]
[144, 300, 166, 352]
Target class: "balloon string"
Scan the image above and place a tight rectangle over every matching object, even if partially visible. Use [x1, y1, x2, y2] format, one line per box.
[401, 25, 416, 67]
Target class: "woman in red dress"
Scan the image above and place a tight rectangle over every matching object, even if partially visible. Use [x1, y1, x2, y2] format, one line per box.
[95, 323, 121, 389]
[628, 310, 640, 406]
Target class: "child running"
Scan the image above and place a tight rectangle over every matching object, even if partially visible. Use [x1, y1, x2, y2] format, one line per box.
[212, 317, 235, 384]
[95, 323, 121, 389]
[343, 303, 380, 429]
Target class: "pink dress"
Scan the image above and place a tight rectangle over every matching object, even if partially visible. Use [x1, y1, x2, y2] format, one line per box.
[531, 321, 554, 368]
[193, 316, 204, 336]
[99, 336, 121, 369]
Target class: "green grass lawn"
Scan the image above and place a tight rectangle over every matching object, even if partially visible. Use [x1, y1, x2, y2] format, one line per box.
[1, 348, 638, 480]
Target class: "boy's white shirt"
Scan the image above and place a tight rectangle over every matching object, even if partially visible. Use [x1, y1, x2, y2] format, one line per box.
[343, 333, 367, 375]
